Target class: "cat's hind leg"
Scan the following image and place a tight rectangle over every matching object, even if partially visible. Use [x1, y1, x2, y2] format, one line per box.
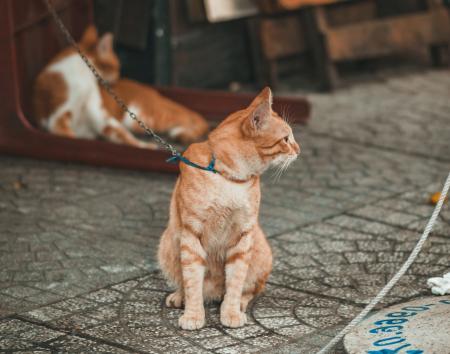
[241, 226, 272, 312]
[166, 114, 209, 144]
[100, 118, 157, 149]
[166, 289, 184, 308]
[48, 111, 76, 138]
[86, 93, 157, 149]
[240, 293, 254, 312]
[158, 226, 184, 308]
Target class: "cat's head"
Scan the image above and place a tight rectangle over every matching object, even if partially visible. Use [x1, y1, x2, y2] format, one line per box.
[79, 25, 120, 83]
[210, 87, 300, 180]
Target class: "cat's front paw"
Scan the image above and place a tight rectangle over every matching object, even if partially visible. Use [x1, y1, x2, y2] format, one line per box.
[220, 309, 247, 328]
[179, 312, 205, 330]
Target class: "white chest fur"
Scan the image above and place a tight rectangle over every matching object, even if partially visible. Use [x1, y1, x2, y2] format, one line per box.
[211, 175, 255, 211]
[199, 175, 258, 250]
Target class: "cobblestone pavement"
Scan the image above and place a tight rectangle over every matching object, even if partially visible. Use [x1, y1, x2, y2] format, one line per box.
[1, 70, 449, 353]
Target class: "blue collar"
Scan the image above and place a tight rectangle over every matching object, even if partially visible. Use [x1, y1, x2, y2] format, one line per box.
[167, 153, 219, 174]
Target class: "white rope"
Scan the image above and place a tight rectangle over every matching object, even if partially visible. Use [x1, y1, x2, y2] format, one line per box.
[316, 171, 450, 354]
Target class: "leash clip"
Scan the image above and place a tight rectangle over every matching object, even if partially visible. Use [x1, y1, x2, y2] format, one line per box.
[166, 153, 219, 174]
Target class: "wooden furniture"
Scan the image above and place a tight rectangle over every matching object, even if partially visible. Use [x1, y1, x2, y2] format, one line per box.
[0, 0, 311, 173]
[296, 0, 450, 90]
[247, 15, 308, 88]
[254, 0, 450, 90]
[252, 0, 363, 89]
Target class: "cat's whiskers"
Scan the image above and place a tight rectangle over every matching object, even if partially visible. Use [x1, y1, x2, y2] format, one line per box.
[280, 104, 293, 127]
[270, 157, 285, 181]
[271, 155, 295, 183]
[285, 107, 294, 126]
[280, 104, 289, 124]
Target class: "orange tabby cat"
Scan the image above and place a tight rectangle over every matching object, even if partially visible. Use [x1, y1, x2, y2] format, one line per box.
[158, 87, 300, 330]
[33, 25, 208, 147]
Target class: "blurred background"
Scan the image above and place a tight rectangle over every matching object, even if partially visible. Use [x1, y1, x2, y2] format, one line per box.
[95, 0, 450, 91]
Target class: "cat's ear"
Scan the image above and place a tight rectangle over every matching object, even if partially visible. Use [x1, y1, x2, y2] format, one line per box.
[243, 87, 272, 135]
[252, 87, 273, 107]
[80, 25, 98, 51]
[97, 33, 114, 58]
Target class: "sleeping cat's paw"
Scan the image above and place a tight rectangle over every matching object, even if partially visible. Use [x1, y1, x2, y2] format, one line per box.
[139, 141, 158, 150]
[220, 309, 247, 328]
[166, 291, 183, 308]
[179, 311, 205, 330]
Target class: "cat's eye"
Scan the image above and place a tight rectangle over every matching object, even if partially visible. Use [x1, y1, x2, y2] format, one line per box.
[283, 136, 289, 143]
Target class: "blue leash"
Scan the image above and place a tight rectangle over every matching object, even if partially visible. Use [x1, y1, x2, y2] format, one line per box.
[167, 153, 219, 174]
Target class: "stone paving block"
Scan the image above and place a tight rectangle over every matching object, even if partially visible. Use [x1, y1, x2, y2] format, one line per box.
[83, 289, 123, 304]
[0, 286, 43, 299]
[295, 306, 336, 318]
[0, 338, 36, 351]
[180, 327, 223, 339]
[110, 279, 140, 293]
[289, 279, 331, 293]
[274, 230, 318, 243]
[198, 335, 240, 350]
[244, 334, 288, 350]
[0, 319, 39, 336]
[357, 240, 392, 252]
[327, 216, 396, 236]
[302, 314, 344, 329]
[253, 306, 293, 319]
[0, 300, 29, 318]
[318, 240, 357, 252]
[52, 313, 104, 331]
[274, 324, 315, 337]
[257, 316, 299, 329]
[223, 324, 268, 339]
[278, 254, 317, 268]
[286, 267, 327, 280]
[350, 206, 421, 227]
[344, 252, 377, 264]
[48, 335, 131, 353]
[26, 306, 69, 322]
[313, 253, 349, 270]
[0, 318, 65, 350]
[308, 70, 450, 161]
[215, 343, 261, 354]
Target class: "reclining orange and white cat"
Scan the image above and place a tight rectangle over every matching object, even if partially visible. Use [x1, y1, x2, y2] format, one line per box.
[33, 25, 208, 148]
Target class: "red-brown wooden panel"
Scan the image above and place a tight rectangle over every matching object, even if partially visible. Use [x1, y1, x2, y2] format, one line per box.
[157, 86, 311, 122]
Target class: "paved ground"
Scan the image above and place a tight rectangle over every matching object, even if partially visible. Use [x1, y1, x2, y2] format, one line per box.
[1, 69, 449, 353]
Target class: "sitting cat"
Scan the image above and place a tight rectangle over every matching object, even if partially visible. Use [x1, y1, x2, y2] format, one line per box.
[158, 87, 300, 330]
[33, 25, 208, 148]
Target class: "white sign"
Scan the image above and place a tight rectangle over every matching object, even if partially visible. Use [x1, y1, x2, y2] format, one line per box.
[344, 296, 450, 354]
[204, 0, 259, 23]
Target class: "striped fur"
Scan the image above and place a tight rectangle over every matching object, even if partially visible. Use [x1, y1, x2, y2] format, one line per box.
[158, 87, 300, 330]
